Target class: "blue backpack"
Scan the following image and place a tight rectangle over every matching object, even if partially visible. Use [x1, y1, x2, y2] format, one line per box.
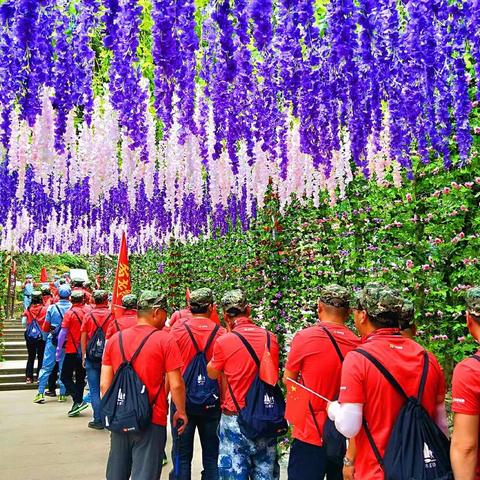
[183, 323, 220, 416]
[101, 329, 161, 433]
[357, 349, 453, 480]
[86, 313, 111, 362]
[51, 305, 65, 347]
[227, 331, 288, 440]
[25, 309, 42, 341]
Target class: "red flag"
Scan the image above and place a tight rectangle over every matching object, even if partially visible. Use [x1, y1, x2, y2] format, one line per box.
[186, 288, 190, 303]
[40, 267, 48, 283]
[259, 346, 279, 386]
[210, 303, 221, 326]
[285, 379, 311, 430]
[112, 232, 131, 319]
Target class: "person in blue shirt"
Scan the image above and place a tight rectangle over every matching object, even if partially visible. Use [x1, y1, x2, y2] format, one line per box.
[34, 285, 72, 404]
[23, 274, 34, 309]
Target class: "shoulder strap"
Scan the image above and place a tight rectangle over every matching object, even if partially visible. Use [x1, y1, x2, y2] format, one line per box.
[472, 355, 480, 362]
[308, 400, 323, 441]
[184, 323, 200, 353]
[320, 325, 344, 362]
[226, 378, 242, 413]
[355, 349, 408, 400]
[55, 304, 65, 322]
[114, 319, 120, 332]
[129, 329, 159, 365]
[204, 325, 220, 353]
[363, 419, 384, 468]
[100, 313, 112, 330]
[72, 311, 83, 326]
[90, 312, 99, 329]
[417, 351, 429, 401]
[266, 329, 271, 351]
[233, 331, 260, 368]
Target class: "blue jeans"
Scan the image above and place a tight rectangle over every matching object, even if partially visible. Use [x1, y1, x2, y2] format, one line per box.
[86, 360, 101, 423]
[217, 414, 276, 480]
[38, 338, 65, 395]
[171, 410, 220, 479]
[287, 439, 342, 480]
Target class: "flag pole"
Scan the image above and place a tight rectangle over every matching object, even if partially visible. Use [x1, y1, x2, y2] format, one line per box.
[286, 377, 332, 403]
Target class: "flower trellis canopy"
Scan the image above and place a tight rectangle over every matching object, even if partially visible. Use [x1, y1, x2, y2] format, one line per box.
[0, 0, 478, 254]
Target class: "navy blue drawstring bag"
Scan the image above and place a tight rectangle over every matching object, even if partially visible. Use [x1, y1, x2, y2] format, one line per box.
[101, 329, 161, 433]
[357, 349, 453, 480]
[25, 317, 42, 341]
[227, 331, 288, 440]
[86, 313, 111, 362]
[183, 324, 220, 416]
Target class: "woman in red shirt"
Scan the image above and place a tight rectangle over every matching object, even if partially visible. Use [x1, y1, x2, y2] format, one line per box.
[21, 291, 47, 384]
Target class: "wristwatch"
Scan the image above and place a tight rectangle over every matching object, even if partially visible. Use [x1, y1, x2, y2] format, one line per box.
[343, 457, 354, 467]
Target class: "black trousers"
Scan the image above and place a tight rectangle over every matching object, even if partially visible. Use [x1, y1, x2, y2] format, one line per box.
[288, 439, 343, 480]
[25, 337, 45, 380]
[106, 424, 167, 480]
[48, 362, 59, 392]
[60, 352, 86, 404]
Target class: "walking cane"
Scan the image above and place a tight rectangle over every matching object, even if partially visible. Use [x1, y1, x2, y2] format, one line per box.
[173, 419, 184, 478]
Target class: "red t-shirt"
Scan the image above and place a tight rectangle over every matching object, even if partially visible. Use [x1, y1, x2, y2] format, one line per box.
[286, 322, 360, 446]
[209, 318, 279, 412]
[171, 316, 226, 374]
[23, 304, 47, 328]
[452, 352, 480, 479]
[170, 308, 192, 328]
[103, 325, 184, 426]
[81, 305, 113, 341]
[105, 310, 138, 340]
[338, 329, 446, 479]
[62, 305, 85, 354]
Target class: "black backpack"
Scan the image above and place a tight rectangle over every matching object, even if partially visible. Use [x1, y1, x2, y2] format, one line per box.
[183, 323, 221, 416]
[356, 349, 453, 480]
[227, 331, 288, 440]
[86, 313, 111, 362]
[310, 326, 347, 466]
[25, 308, 43, 342]
[51, 305, 65, 347]
[101, 329, 161, 433]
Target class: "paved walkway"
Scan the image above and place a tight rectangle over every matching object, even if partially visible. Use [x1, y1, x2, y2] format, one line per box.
[0, 390, 201, 479]
[0, 390, 288, 479]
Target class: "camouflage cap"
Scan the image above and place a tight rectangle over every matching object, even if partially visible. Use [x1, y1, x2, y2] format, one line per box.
[122, 294, 138, 309]
[221, 289, 248, 314]
[58, 285, 72, 299]
[26, 274, 33, 279]
[58, 279, 66, 285]
[466, 287, 480, 317]
[54, 274, 60, 280]
[71, 278, 84, 287]
[189, 288, 214, 308]
[41, 286, 51, 295]
[93, 290, 109, 304]
[71, 291, 85, 303]
[319, 284, 351, 308]
[398, 298, 415, 329]
[83, 280, 92, 288]
[357, 283, 404, 318]
[138, 290, 168, 311]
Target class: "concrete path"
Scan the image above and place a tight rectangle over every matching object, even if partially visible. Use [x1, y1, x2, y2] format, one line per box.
[0, 390, 201, 479]
[0, 390, 288, 479]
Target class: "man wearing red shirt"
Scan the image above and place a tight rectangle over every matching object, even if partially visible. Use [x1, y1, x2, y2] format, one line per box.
[170, 287, 226, 479]
[105, 294, 138, 340]
[170, 307, 192, 328]
[22, 291, 47, 384]
[207, 289, 280, 480]
[284, 284, 359, 480]
[81, 290, 113, 429]
[451, 287, 480, 480]
[101, 290, 187, 480]
[328, 284, 447, 480]
[56, 291, 89, 417]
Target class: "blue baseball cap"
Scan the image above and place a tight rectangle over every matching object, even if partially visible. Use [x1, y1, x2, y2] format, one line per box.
[58, 286, 71, 299]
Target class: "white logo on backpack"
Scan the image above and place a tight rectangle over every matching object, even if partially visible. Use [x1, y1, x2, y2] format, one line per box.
[264, 394, 275, 408]
[117, 388, 125, 406]
[423, 443, 437, 468]
[197, 374, 206, 386]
